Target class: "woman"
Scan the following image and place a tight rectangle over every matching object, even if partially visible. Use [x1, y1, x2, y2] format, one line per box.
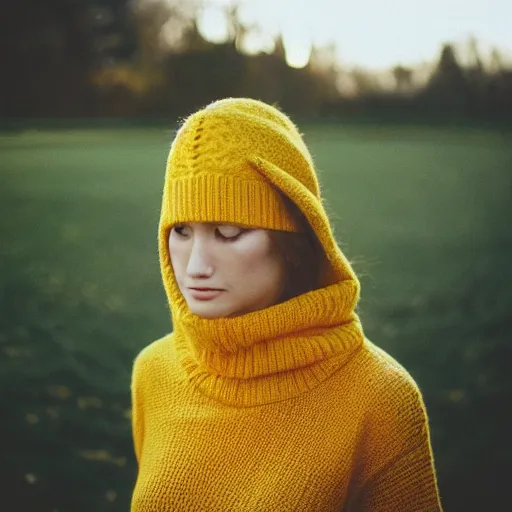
[130, 98, 443, 511]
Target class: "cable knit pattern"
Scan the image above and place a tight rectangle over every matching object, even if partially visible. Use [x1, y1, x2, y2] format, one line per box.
[131, 98, 443, 511]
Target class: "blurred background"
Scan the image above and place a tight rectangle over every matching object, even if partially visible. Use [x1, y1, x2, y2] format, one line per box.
[1, 0, 511, 511]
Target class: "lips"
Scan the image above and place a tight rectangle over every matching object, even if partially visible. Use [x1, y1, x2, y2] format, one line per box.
[187, 287, 224, 301]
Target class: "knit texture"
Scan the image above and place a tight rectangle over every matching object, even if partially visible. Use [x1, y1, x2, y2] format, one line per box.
[161, 97, 317, 232]
[131, 98, 443, 511]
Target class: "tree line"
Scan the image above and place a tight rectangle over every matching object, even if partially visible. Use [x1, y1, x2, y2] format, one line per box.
[1, 0, 511, 121]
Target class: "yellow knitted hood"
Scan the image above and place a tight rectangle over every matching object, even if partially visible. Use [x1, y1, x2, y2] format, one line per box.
[158, 98, 365, 406]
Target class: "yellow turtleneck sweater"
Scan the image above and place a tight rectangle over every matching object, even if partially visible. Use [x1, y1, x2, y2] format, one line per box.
[131, 97, 442, 510]
[130, 279, 442, 511]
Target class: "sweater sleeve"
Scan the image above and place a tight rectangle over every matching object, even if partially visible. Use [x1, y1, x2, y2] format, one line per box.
[130, 354, 145, 465]
[351, 366, 443, 511]
[356, 435, 442, 511]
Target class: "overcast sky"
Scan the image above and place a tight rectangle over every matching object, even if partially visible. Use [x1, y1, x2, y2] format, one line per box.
[194, 0, 512, 69]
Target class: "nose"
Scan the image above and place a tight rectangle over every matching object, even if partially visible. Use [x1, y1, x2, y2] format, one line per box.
[186, 237, 214, 278]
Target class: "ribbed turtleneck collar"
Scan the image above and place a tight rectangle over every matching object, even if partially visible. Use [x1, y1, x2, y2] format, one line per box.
[171, 277, 364, 407]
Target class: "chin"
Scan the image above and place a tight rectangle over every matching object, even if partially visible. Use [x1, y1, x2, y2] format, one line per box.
[188, 303, 233, 319]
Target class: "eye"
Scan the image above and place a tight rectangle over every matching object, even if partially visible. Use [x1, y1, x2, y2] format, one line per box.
[216, 225, 245, 240]
[172, 224, 191, 237]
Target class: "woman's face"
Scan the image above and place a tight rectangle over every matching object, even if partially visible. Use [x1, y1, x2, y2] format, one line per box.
[168, 222, 287, 319]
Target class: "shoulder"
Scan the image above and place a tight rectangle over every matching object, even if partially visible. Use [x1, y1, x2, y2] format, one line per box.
[335, 336, 431, 439]
[132, 332, 175, 382]
[346, 339, 439, 494]
[353, 338, 431, 445]
[358, 337, 423, 403]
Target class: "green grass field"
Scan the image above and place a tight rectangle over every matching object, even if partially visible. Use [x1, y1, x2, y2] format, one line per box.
[1, 123, 511, 511]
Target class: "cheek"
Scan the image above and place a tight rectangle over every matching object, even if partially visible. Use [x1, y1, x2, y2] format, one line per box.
[228, 236, 284, 281]
[168, 239, 187, 276]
